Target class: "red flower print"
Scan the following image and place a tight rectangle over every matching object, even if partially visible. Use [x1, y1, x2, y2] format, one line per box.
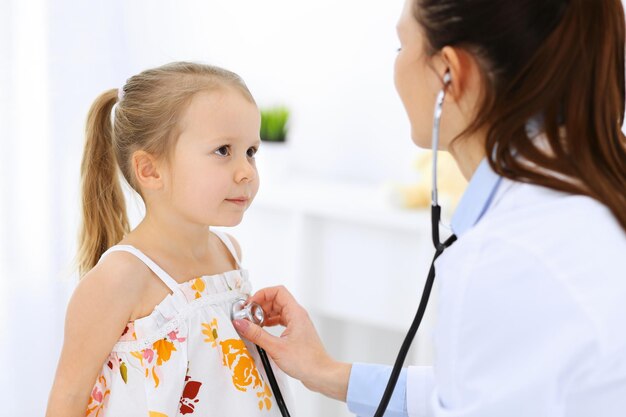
[179, 374, 202, 415]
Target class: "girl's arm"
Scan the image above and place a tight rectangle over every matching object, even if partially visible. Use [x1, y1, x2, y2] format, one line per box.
[46, 253, 144, 417]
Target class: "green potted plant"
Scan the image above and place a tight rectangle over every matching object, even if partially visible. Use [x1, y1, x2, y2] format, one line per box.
[260, 106, 290, 143]
[257, 105, 292, 180]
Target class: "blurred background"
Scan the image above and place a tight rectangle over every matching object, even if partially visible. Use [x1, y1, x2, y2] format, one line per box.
[0, 0, 469, 415]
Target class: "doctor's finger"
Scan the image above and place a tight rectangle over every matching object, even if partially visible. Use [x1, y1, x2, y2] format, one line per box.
[249, 285, 299, 317]
[262, 315, 285, 327]
[233, 319, 282, 356]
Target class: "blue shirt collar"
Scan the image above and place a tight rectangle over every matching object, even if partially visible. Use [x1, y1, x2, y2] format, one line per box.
[450, 158, 503, 237]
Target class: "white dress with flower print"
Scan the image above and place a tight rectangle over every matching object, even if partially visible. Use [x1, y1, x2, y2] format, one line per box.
[86, 231, 290, 417]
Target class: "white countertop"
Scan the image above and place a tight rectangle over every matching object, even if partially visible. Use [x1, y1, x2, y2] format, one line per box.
[252, 177, 431, 233]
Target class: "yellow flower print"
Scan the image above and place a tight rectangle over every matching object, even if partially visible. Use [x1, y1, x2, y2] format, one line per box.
[190, 277, 205, 299]
[149, 412, 168, 417]
[152, 366, 160, 388]
[130, 351, 144, 366]
[201, 319, 219, 348]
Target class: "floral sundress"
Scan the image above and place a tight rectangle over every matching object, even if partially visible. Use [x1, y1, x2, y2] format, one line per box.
[86, 231, 290, 417]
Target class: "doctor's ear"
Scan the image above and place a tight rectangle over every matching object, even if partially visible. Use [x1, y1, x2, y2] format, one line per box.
[440, 46, 483, 102]
[131, 150, 166, 191]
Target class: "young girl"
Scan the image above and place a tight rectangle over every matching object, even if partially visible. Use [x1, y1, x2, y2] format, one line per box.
[46, 62, 289, 417]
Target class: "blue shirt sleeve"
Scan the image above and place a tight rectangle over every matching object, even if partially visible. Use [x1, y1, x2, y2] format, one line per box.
[346, 363, 408, 417]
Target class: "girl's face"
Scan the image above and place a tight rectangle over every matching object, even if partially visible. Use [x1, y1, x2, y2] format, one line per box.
[394, 0, 447, 149]
[163, 88, 261, 228]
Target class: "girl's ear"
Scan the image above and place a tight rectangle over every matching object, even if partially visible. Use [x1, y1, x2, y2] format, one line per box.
[132, 150, 164, 191]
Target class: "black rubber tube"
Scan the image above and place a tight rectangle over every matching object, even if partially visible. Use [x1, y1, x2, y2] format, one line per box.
[257, 345, 291, 417]
[372, 223, 457, 416]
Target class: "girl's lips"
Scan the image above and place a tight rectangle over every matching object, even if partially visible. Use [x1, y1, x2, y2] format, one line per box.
[226, 198, 248, 205]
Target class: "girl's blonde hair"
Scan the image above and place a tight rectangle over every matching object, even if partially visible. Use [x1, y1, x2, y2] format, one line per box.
[77, 62, 255, 277]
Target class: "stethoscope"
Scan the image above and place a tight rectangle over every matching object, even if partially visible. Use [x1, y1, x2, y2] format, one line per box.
[231, 297, 292, 417]
[230, 70, 456, 417]
[372, 70, 457, 416]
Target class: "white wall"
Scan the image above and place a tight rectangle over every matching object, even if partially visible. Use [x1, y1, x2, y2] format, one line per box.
[119, 0, 415, 183]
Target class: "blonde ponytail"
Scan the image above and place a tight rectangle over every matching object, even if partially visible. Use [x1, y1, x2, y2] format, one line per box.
[77, 89, 130, 277]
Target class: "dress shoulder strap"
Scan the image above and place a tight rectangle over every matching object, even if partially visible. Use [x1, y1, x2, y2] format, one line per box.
[211, 229, 242, 268]
[99, 245, 181, 294]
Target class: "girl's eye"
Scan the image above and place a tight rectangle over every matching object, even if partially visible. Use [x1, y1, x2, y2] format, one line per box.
[214, 145, 230, 157]
[247, 147, 258, 158]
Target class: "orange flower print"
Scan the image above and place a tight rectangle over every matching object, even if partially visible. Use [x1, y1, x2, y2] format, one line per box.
[130, 330, 183, 388]
[203, 318, 274, 410]
[190, 278, 206, 299]
[86, 374, 110, 417]
[256, 381, 274, 411]
[154, 338, 177, 366]
[220, 339, 263, 392]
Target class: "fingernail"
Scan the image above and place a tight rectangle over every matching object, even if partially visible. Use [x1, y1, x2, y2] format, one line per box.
[233, 319, 249, 332]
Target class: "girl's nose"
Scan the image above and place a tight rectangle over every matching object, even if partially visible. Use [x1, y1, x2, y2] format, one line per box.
[235, 156, 257, 183]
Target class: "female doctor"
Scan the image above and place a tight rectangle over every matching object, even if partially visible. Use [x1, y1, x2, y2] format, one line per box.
[234, 0, 626, 416]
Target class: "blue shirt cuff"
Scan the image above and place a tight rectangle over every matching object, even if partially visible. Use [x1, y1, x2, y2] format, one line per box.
[346, 363, 408, 417]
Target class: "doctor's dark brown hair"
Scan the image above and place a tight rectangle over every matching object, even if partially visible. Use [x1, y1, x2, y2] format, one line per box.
[415, 0, 626, 232]
[77, 62, 255, 277]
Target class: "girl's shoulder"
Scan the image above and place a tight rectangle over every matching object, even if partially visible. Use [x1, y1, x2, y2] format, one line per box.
[77, 250, 156, 317]
[86, 249, 155, 290]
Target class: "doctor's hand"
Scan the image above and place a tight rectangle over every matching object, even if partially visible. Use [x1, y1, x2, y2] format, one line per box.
[233, 285, 352, 402]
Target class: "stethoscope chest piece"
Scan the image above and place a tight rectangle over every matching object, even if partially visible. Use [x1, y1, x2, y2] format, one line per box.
[231, 297, 265, 326]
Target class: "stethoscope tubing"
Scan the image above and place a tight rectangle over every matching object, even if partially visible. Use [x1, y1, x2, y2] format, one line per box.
[373, 71, 456, 417]
[372, 226, 456, 417]
[256, 345, 291, 417]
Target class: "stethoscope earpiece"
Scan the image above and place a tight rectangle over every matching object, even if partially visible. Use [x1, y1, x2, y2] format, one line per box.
[431, 69, 452, 209]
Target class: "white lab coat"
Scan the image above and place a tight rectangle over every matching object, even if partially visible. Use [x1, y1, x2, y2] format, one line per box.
[406, 178, 626, 416]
